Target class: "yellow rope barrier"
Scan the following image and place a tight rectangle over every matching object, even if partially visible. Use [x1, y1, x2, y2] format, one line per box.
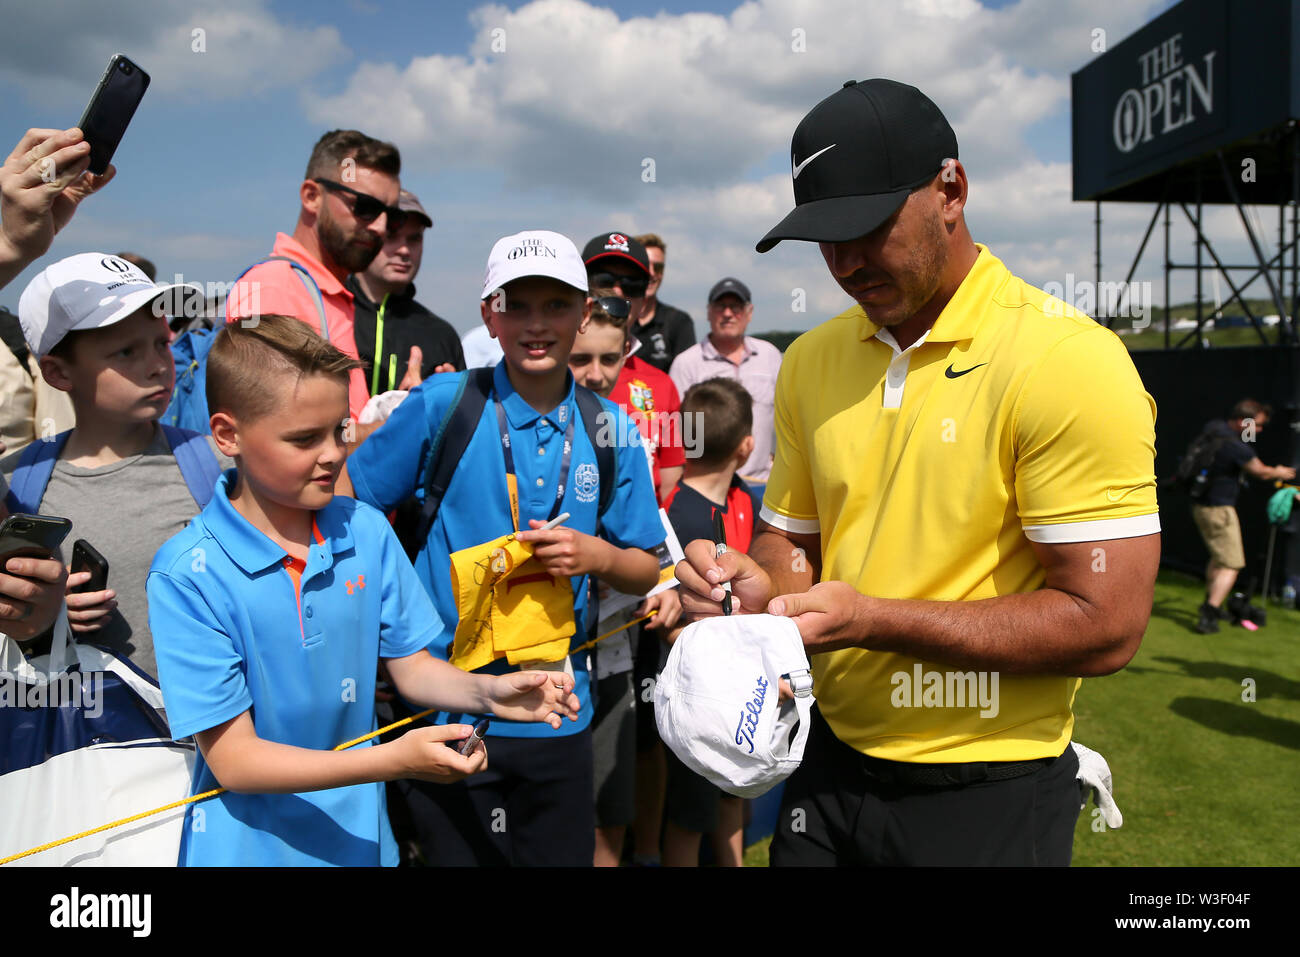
[0, 608, 662, 865]
[573, 608, 657, 653]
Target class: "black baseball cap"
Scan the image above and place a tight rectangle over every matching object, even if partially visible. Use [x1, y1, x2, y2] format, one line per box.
[582, 232, 651, 276]
[756, 79, 958, 253]
[708, 278, 751, 304]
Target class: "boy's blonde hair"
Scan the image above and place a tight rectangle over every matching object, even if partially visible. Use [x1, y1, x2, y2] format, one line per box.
[206, 315, 361, 422]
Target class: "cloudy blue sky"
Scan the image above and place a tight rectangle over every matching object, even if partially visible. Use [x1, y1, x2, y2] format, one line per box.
[6, 0, 1263, 337]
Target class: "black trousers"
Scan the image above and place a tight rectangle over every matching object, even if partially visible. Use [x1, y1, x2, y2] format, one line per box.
[394, 728, 595, 867]
[771, 708, 1081, 866]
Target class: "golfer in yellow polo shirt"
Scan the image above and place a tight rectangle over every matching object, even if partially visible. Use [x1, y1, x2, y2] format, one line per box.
[676, 78, 1160, 866]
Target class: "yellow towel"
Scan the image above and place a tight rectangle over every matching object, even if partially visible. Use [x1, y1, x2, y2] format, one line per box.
[447, 532, 575, 672]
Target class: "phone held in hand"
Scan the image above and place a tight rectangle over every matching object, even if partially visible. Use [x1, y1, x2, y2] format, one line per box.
[459, 718, 490, 757]
[0, 513, 72, 567]
[76, 53, 150, 176]
[70, 538, 109, 593]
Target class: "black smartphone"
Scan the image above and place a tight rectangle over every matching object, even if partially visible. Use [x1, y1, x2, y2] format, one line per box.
[70, 538, 109, 593]
[76, 54, 150, 176]
[0, 513, 73, 566]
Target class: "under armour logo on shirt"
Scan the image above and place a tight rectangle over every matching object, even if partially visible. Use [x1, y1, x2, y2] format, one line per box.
[346, 575, 366, 595]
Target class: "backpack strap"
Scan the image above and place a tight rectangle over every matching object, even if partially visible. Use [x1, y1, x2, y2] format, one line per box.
[402, 373, 618, 561]
[574, 386, 616, 518]
[161, 424, 223, 509]
[4, 430, 72, 514]
[405, 367, 494, 561]
[226, 256, 328, 339]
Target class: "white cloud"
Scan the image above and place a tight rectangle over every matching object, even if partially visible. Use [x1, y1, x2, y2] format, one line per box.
[0, 0, 348, 105]
[301, 0, 1170, 201]
[298, 0, 1252, 332]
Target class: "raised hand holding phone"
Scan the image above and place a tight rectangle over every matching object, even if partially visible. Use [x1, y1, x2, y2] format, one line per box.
[0, 128, 115, 290]
[76, 54, 150, 176]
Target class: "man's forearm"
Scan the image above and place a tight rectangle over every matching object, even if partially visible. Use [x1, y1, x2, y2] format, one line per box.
[858, 588, 1143, 677]
[0, 246, 31, 290]
[751, 529, 818, 602]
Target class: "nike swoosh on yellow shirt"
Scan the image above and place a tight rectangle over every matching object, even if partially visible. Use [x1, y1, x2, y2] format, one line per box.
[1105, 485, 1146, 503]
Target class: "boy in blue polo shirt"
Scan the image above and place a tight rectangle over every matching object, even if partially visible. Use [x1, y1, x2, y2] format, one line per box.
[339, 229, 664, 866]
[148, 314, 579, 867]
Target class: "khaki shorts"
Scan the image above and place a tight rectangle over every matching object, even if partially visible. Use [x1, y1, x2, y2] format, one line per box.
[1192, 505, 1246, 570]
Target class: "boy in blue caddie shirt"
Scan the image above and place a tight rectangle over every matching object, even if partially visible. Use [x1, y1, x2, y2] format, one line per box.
[339, 229, 664, 866]
[148, 314, 578, 867]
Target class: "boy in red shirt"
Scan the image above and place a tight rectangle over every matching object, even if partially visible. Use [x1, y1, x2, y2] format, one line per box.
[660, 378, 759, 866]
[570, 294, 684, 505]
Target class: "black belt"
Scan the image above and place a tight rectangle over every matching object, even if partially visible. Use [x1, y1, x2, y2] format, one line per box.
[816, 708, 1055, 788]
[856, 751, 1052, 788]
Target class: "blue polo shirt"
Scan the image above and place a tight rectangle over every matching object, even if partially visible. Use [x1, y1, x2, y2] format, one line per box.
[147, 471, 440, 866]
[346, 361, 664, 738]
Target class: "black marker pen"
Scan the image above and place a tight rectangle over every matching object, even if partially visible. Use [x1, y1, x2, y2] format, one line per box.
[712, 510, 733, 616]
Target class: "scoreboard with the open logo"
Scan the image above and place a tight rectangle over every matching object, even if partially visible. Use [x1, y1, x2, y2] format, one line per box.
[1071, 0, 1298, 204]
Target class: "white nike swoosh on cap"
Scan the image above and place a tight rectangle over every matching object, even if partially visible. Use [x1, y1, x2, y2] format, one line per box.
[792, 144, 836, 179]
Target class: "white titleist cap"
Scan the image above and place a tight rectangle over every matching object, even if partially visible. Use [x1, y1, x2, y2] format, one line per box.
[655, 614, 815, 799]
[19, 252, 198, 356]
[481, 229, 588, 301]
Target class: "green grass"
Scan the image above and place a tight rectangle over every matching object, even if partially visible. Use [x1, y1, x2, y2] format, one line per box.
[743, 569, 1300, 866]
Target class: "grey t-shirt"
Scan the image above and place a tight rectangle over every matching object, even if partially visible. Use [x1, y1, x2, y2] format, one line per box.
[0, 425, 232, 678]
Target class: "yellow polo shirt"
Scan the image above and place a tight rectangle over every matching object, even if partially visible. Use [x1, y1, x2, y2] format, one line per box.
[761, 246, 1159, 762]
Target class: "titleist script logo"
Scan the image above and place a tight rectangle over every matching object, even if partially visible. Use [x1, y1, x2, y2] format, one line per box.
[1113, 32, 1216, 154]
[507, 238, 557, 259]
[734, 675, 769, 754]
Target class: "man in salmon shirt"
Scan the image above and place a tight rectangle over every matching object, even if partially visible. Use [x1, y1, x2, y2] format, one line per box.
[225, 130, 402, 436]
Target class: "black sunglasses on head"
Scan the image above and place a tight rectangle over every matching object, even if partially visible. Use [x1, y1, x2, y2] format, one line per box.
[595, 296, 631, 319]
[588, 271, 649, 297]
[314, 178, 406, 228]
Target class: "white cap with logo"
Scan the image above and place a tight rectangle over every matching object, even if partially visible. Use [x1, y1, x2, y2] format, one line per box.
[19, 252, 199, 356]
[481, 230, 588, 301]
[655, 614, 815, 799]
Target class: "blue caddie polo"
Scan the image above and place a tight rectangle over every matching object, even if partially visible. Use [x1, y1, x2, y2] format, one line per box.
[346, 361, 665, 738]
[147, 470, 440, 866]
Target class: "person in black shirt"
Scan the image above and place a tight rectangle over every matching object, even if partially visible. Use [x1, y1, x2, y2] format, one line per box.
[633, 233, 696, 374]
[1190, 398, 1296, 633]
[347, 189, 464, 395]
[660, 378, 757, 866]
